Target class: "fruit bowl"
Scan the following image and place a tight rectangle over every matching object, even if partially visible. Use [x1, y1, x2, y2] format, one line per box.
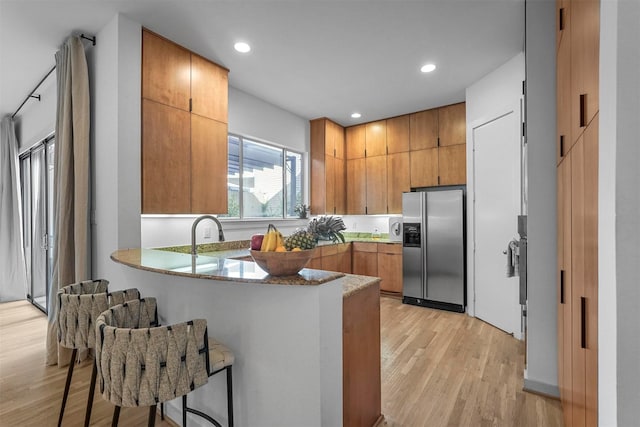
[250, 249, 316, 276]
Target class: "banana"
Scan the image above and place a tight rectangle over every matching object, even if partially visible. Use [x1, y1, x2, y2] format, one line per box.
[260, 230, 271, 251]
[261, 224, 284, 252]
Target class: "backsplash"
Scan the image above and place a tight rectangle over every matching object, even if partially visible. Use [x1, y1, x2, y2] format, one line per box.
[141, 214, 400, 249]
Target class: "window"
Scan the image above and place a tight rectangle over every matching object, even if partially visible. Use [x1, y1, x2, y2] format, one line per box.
[223, 134, 304, 219]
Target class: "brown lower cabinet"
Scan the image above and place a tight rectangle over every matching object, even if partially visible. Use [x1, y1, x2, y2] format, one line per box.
[343, 279, 381, 427]
[308, 242, 403, 295]
[377, 244, 403, 294]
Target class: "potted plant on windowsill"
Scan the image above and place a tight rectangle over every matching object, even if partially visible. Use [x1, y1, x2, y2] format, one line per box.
[294, 204, 309, 219]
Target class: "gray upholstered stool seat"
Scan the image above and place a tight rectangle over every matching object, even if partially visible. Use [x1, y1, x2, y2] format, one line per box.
[96, 298, 213, 427]
[55, 279, 141, 427]
[208, 338, 234, 372]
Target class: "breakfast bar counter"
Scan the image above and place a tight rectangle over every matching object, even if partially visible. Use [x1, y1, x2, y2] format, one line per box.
[109, 247, 381, 427]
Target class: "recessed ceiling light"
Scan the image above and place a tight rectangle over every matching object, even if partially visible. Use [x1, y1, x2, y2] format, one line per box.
[234, 42, 251, 53]
[351, 112, 362, 118]
[421, 63, 436, 73]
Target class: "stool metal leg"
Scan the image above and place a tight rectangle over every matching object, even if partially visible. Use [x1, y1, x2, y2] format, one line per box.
[84, 359, 98, 427]
[182, 395, 188, 427]
[148, 405, 157, 427]
[111, 406, 121, 427]
[160, 402, 164, 420]
[58, 348, 78, 427]
[226, 366, 234, 427]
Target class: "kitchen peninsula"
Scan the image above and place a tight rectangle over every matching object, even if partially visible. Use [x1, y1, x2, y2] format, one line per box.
[111, 246, 381, 427]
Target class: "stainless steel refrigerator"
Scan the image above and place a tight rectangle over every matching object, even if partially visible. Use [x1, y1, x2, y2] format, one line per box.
[402, 187, 466, 312]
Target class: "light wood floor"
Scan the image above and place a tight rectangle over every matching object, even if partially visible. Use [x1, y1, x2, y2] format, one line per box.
[379, 296, 563, 427]
[0, 300, 177, 426]
[0, 298, 563, 426]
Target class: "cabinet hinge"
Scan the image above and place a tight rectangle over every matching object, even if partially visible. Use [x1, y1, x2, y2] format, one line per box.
[189, 98, 193, 112]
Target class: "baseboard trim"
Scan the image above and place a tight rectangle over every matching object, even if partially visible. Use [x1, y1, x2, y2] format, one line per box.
[523, 378, 560, 399]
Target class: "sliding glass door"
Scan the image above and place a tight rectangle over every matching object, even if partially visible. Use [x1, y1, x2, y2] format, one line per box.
[20, 136, 55, 313]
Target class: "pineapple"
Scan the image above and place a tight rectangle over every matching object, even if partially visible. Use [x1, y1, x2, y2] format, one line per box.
[284, 230, 317, 250]
[307, 216, 346, 243]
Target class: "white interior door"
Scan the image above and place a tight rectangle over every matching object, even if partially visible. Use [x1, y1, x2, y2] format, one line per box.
[472, 109, 522, 338]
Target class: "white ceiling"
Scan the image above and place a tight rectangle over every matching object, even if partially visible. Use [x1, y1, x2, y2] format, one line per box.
[0, 0, 524, 126]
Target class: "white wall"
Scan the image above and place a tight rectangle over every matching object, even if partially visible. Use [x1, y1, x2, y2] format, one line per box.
[600, 0, 640, 424]
[465, 52, 525, 320]
[15, 73, 56, 152]
[92, 13, 141, 285]
[228, 86, 308, 153]
[524, 0, 558, 397]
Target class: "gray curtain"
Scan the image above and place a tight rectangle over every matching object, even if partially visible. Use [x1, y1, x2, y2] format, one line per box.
[45, 35, 91, 366]
[0, 116, 28, 301]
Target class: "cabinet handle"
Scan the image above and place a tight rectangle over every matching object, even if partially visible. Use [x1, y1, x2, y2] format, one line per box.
[580, 94, 587, 127]
[437, 176, 440, 185]
[581, 296, 587, 349]
[560, 135, 565, 157]
[559, 8, 565, 31]
[560, 270, 565, 304]
[189, 98, 193, 112]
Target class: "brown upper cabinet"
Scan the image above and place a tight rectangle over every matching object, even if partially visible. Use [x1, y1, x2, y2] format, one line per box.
[570, 0, 599, 145]
[409, 109, 438, 150]
[438, 103, 466, 146]
[141, 29, 229, 214]
[365, 121, 387, 157]
[386, 115, 410, 154]
[346, 124, 366, 159]
[191, 54, 228, 123]
[142, 30, 191, 111]
[310, 118, 346, 215]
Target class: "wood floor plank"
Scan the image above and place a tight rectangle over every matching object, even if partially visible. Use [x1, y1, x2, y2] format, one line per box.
[0, 301, 177, 426]
[1, 298, 563, 426]
[379, 297, 563, 427]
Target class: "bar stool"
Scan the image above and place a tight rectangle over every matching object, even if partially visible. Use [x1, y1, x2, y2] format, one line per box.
[56, 280, 141, 427]
[96, 298, 212, 426]
[181, 337, 234, 427]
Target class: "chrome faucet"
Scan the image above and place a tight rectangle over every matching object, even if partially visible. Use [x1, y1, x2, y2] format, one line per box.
[191, 215, 225, 256]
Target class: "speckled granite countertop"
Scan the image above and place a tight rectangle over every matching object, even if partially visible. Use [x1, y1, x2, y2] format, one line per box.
[111, 248, 344, 286]
[341, 274, 381, 298]
[112, 247, 380, 298]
